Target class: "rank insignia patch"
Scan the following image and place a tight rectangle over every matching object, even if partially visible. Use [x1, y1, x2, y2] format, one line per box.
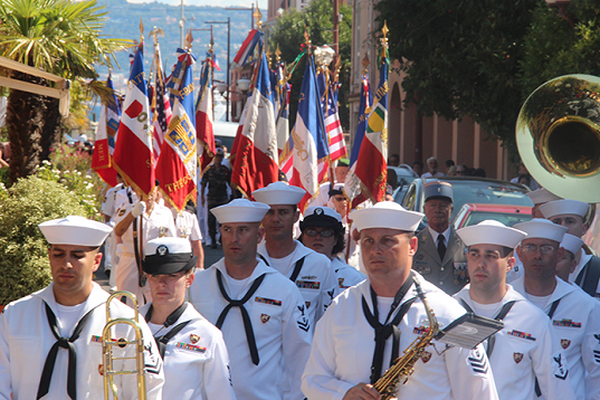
[561, 339, 571, 349]
[176, 342, 206, 353]
[190, 334, 200, 344]
[553, 319, 582, 328]
[514, 353, 523, 364]
[594, 350, 600, 364]
[118, 208, 126, 217]
[507, 330, 536, 341]
[552, 352, 568, 380]
[305, 301, 311, 309]
[468, 348, 488, 374]
[260, 314, 270, 323]
[421, 351, 432, 364]
[98, 364, 104, 376]
[255, 296, 282, 306]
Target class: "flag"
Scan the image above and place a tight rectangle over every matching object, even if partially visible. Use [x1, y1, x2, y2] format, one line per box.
[352, 51, 388, 204]
[344, 73, 372, 207]
[166, 48, 194, 104]
[323, 83, 347, 161]
[232, 29, 264, 69]
[290, 56, 330, 209]
[92, 74, 120, 186]
[156, 49, 197, 211]
[150, 43, 172, 162]
[212, 52, 221, 72]
[278, 85, 293, 181]
[113, 42, 155, 197]
[196, 53, 216, 174]
[230, 51, 279, 198]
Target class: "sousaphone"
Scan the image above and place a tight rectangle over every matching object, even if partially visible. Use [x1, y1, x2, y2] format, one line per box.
[516, 74, 600, 202]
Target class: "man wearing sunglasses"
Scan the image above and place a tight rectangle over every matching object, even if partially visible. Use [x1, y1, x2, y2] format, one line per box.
[512, 219, 600, 400]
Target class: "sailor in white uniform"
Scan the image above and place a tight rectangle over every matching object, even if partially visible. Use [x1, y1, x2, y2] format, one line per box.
[140, 237, 235, 400]
[188, 199, 312, 400]
[454, 220, 576, 400]
[556, 234, 584, 283]
[512, 219, 600, 400]
[302, 202, 499, 400]
[299, 206, 365, 291]
[114, 187, 176, 306]
[0, 215, 164, 400]
[253, 182, 338, 324]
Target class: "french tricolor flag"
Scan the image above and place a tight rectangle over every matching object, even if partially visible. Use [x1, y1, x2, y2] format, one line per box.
[290, 56, 329, 210]
[230, 51, 279, 198]
[113, 42, 155, 196]
[232, 29, 264, 69]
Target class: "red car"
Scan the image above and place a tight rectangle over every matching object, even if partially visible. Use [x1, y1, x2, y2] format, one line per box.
[451, 203, 533, 230]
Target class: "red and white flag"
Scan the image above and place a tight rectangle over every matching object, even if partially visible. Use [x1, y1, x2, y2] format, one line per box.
[113, 42, 155, 197]
[156, 50, 197, 211]
[92, 74, 120, 187]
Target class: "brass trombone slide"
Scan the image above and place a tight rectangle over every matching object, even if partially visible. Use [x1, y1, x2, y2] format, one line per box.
[102, 291, 147, 400]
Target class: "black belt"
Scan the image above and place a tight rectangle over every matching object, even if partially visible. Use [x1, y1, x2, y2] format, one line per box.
[215, 269, 266, 365]
[37, 302, 101, 400]
[362, 272, 416, 384]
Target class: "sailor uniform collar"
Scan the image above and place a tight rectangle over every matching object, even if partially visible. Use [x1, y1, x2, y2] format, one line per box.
[34, 282, 109, 317]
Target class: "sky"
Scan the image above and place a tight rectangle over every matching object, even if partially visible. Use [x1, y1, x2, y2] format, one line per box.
[126, 0, 267, 10]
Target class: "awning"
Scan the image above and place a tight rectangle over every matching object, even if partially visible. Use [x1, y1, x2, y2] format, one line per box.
[0, 56, 70, 116]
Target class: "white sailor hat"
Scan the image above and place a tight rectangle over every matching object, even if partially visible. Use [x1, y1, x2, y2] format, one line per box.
[211, 198, 271, 224]
[560, 233, 584, 256]
[526, 188, 562, 205]
[39, 215, 112, 247]
[301, 206, 344, 232]
[143, 237, 196, 274]
[350, 201, 424, 233]
[513, 218, 568, 243]
[252, 181, 306, 206]
[457, 220, 527, 249]
[539, 199, 590, 219]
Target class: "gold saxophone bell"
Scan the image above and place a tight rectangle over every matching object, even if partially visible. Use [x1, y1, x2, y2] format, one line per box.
[516, 74, 600, 202]
[103, 291, 147, 400]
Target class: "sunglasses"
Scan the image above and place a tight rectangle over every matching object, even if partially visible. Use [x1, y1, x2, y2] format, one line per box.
[304, 229, 335, 238]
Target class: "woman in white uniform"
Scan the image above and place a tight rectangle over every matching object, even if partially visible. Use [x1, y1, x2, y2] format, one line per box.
[140, 237, 236, 400]
[299, 206, 365, 291]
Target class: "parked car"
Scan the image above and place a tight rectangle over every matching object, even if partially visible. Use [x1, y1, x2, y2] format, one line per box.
[451, 203, 533, 230]
[399, 177, 533, 228]
[388, 164, 419, 203]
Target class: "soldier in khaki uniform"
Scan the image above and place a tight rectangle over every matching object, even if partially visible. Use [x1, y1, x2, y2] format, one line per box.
[412, 181, 467, 294]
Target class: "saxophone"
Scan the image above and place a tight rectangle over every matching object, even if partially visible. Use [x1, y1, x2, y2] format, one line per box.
[373, 281, 439, 400]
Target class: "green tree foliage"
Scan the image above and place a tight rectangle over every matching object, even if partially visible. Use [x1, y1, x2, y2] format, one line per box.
[268, 0, 352, 129]
[520, 1, 600, 97]
[0, 176, 88, 305]
[375, 0, 539, 154]
[0, 0, 130, 183]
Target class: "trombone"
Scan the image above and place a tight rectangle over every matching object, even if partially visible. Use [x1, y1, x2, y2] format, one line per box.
[103, 291, 147, 400]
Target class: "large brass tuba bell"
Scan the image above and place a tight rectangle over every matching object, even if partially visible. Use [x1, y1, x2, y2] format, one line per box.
[516, 74, 600, 202]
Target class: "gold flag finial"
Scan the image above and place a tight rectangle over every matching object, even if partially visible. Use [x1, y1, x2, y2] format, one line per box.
[303, 26, 311, 54]
[148, 26, 164, 45]
[381, 21, 389, 49]
[254, 7, 263, 29]
[139, 19, 144, 41]
[185, 29, 194, 49]
[361, 53, 370, 74]
[266, 46, 272, 68]
[275, 44, 282, 62]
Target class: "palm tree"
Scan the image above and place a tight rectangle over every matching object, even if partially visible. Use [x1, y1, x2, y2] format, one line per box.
[0, 0, 130, 183]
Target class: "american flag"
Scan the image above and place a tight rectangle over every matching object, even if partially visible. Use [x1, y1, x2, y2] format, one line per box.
[323, 83, 347, 162]
[151, 43, 172, 161]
